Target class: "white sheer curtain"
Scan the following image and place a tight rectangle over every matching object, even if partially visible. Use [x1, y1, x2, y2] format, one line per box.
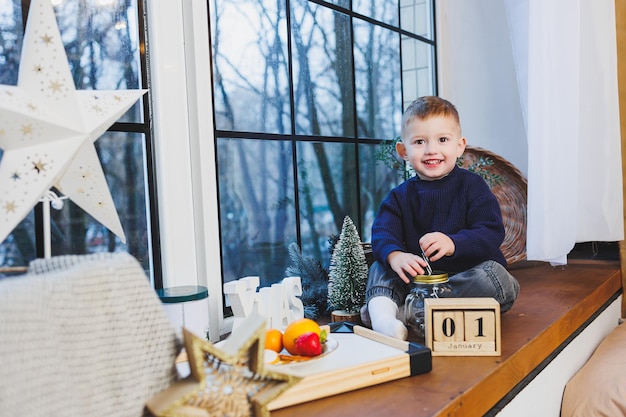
[504, 0, 623, 264]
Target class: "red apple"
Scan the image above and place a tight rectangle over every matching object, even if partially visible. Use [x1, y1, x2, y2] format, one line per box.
[294, 331, 323, 356]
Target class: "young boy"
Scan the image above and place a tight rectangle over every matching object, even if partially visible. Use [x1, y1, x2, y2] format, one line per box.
[366, 96, 520, 340]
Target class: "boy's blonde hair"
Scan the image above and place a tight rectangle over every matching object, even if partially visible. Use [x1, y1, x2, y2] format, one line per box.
[401, 96, 461, 140]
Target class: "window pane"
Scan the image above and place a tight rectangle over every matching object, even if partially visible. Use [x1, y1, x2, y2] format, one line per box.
[402, 39, 435, 106]
[0, 214, 35, 268]
[46, 132, 153, 274]
[297, 141, 359, 268]
[400, 0, 434, 40]
[218, 138, 296, 287]
[210, 0, 291, 134]
[354, 19, 402, 140]
[291, 0, 355, 137]
[0, 0, 22, 86]
[54, 0, 144, 123]
[359, 142, 404, 243]
[353, 0, 399, 26]
[1, 0, 143, 94]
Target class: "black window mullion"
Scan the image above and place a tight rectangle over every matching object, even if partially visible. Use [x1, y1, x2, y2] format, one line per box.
[136, 0, 162, 288]
[285, 0, 303, 248]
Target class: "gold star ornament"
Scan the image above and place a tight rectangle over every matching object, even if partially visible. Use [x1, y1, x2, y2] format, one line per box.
[146, 314, 300, 417]
[0, 0, 146, 244]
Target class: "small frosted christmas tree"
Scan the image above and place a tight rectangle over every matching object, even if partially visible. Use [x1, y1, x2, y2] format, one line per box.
[327, 216, 368, 316]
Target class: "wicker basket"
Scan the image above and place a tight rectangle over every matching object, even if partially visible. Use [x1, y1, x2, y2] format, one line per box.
[459, 146, 527, 265]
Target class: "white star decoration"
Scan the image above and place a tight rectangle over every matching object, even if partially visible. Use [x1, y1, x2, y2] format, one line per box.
[0, 0, 146, 245]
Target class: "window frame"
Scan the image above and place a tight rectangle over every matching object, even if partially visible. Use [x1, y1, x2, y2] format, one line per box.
[146, 0, 436, 340]
[145, 0, 224, 340]
[0, 0, 162, 287]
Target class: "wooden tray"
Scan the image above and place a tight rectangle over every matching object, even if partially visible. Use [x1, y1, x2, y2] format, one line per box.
[267, 322, 431, 410]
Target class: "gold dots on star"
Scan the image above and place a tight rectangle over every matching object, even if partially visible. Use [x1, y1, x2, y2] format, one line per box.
[114, 95, 122, 102]
[3, 201, 17, 214]
[40, 33, 53, 45]
[27, 102, 37, 111]
[49, 80, 63, 93]
[21, 124, 33, 135]
[91, 105, 103, 113]
[33, 160, 47, 174]
[0, 128, 5, 137]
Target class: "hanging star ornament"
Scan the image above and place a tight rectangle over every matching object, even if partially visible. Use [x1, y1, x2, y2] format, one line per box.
[0, 0, 147, 244]
[146, 314, 300, 417]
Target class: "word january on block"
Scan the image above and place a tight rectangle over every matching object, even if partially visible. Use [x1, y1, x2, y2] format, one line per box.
[223, 276, 304, 330]
[424, 298, 501, 356]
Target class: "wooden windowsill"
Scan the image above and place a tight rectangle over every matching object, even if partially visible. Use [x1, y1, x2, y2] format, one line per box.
[272, 259, 622, 417]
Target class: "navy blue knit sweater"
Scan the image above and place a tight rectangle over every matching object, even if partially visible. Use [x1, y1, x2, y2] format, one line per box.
[372, 165, 507, 272]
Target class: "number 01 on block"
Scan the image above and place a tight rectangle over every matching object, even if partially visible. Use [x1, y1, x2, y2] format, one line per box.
[424, 298, 501, 356]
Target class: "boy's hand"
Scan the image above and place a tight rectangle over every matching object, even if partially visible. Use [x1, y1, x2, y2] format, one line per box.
[419, 232, 455, 262]
[387, 251, 429, 284]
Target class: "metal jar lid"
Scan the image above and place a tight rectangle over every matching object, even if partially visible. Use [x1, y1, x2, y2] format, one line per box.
[412, 271, 449, 284]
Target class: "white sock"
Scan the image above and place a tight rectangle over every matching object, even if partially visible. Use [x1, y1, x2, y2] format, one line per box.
[368, 296, 408, 340]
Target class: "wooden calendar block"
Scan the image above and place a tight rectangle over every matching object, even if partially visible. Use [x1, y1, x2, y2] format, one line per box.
[464, 310, 496, 342]
[425, 298, 501, 356]
[433, 310, 465, 342]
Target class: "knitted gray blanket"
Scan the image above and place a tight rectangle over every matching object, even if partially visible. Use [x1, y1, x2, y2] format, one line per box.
[0, 252, 181, 417]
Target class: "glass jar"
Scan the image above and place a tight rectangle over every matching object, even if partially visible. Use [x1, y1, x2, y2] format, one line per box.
[404, 272, 452, 340]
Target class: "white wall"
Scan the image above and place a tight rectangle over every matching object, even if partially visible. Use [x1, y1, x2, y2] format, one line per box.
[436, 0, 528, 177]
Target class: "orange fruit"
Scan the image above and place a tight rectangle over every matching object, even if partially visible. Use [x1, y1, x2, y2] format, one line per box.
[282, 318, 321, 355]
[265, 328, 284, 353]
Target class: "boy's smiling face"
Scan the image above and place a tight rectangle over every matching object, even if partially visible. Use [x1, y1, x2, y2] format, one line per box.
[396, 115, 466, 181]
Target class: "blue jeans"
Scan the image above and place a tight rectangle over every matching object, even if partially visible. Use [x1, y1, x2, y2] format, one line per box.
[365, 260, 520, 312]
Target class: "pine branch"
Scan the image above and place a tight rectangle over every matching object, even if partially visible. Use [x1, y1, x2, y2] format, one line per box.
[285, 242, 329, 319]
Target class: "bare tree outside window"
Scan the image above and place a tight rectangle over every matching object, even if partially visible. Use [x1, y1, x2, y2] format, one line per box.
[211, 0, 290, 133]
[353, 0, 399, 26]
